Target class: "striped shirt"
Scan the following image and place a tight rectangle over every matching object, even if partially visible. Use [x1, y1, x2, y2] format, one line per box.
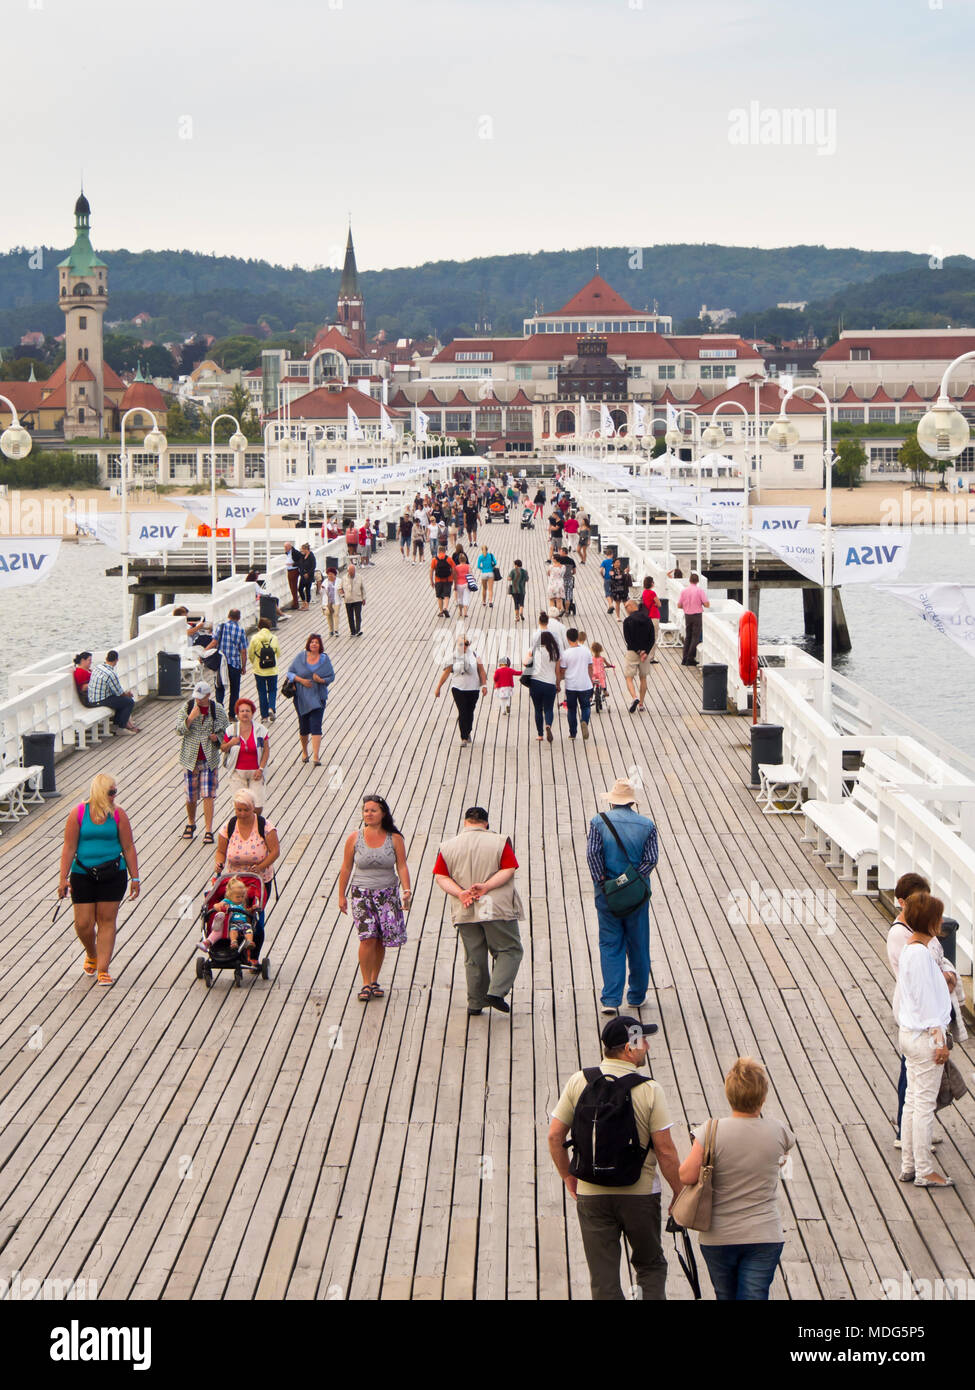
[214, 621, 247, 670]
[86, 662, 123, 704]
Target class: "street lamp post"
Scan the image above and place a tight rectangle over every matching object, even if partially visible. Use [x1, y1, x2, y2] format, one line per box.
[915, 350, 975, 463]
[702, 400, 751, 612]
[0, 397, 32, 461]
[770, 385, 833, 723]
[119, 407, 167, 645]
[207, 414, 248, 594]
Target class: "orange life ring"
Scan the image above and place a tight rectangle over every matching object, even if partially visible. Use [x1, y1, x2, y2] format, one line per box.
[739, 610, 758, 685]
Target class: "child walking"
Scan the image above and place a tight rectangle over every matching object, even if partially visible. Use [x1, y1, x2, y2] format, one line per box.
[493, 657, 521, 715]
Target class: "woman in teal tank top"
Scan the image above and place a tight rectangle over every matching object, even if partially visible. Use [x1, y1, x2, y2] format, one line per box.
[58, 772, 140, 987]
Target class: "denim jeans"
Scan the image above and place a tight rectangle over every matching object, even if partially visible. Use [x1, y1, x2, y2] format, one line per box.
[594, 890, 650, 1007]
[255, 675, 276, 719]
[700, 1242, 783, 1300]
[529, 679, 556, 735]
[216, 664, 241, 713]
[566, 688, 592, 736]
[97, 692, 135, 729]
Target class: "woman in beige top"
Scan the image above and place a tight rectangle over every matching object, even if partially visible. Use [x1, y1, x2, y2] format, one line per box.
[678, 1057, 794, 1300]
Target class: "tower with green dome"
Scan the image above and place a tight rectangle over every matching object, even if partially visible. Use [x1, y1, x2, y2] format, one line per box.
[58, 190, 108, 438]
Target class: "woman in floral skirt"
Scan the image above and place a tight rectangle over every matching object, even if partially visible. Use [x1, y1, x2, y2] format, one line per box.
[338, 795, 412, 1001]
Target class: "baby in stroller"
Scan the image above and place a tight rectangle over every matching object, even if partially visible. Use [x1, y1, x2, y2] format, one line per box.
[204, 875, 259, 963]
[520, 504, 534, 530]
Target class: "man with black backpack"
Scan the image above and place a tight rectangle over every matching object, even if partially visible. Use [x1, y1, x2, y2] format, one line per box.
[547, 1016, 682, 1301]
[430, 547, 456, 618]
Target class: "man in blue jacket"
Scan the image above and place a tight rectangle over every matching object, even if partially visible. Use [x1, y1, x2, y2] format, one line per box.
[586, 778, 659, 1015]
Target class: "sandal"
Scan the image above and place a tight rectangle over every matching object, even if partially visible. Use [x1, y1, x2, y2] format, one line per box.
[182, 823, 196, 839]
[369, 982, 385, 998]
[358, 984, 373, 1002]
[301, 756, 309, 764]
[82, 955, 97, 976]
[97, 971, 114, 987]
[202, 831, 215, 845]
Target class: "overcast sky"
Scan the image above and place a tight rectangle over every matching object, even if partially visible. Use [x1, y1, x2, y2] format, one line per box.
[5, 0, 972, 271]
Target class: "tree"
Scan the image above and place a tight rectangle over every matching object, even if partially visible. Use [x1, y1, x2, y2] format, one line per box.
[0, 356, 50, 380]
[833, 438, 867, 489]
[899, 431, 930, 487]
[227, 382, 262, 440]
[209, 335, 262, 371]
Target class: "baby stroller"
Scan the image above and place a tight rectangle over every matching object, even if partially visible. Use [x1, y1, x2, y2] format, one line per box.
[520, 505, 534, 530]
[486, 497, 508, 524]
[195, 871, 273, 987]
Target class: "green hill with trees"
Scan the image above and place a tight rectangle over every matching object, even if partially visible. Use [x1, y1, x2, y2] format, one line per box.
[1, 242, 973, 354]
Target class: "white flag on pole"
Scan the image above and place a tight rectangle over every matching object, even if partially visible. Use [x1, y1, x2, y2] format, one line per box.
[347, 405, 365, 441]
[381, 377, 389, 406]
[270, 483, 311, 512]
[879, 584, 975, 657]
[218, 498, 262, 529]
[599, 402, 615, 438]
[356, 378, 371, 396]
[749, 526, 823, 584]
[579, 396, 589, 435]
[415, 406, 429, 441]
[832, 529, 911, 585]
[380, 407, 397, 441]
[666, 403, 680, 432]
[0, 538, 61, 587]
[633, 401, 647, 437]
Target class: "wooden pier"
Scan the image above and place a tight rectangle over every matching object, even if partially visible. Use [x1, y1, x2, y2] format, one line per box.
[1, 519, 973, 1302]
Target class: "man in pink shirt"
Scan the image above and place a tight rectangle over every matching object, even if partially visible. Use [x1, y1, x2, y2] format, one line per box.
[677, 572, 709, 666]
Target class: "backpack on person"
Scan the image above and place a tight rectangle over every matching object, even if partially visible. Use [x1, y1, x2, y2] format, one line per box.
[257, 638, 276, 671]
[598, 812, 652, 918]
[226, 813, 267, 841]
[565, 1068, 652, 1186]
[435, 556, 452, 580]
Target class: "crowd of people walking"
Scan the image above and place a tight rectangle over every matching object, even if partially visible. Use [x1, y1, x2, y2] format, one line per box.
[56, 462, 954, 1307]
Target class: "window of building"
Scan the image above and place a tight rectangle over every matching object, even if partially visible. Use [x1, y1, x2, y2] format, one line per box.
[478, 410, 502, 433]
[507, 410, 531, 431]
[627, 366, 642, 379]
[870, 447, 903, 468]
[445, 411, 472, 432]
[658, 365, 676, 379]
[871, 408, 895, 423]
[851, 348, 871, 361]
[514, 366, 532, 380]
[546, 365, 559, 379]
[700, 348, 736, 359]
[79, 316, 87, 329]
[838, 409, 864, 422]
[78, 408, 85, 424]
[456, 351, 493, 361]
[793, 454, 804, 470]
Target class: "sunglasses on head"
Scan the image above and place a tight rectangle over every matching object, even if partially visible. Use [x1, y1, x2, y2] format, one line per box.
[107, 788, 118, 796]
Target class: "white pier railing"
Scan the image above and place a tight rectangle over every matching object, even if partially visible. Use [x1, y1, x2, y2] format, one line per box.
[568, 466, 975, 975]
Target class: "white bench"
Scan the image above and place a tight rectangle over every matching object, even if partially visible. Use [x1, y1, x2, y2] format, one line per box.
[74, 705, 114, 748]
[803, 759, 883, 895]
[0, 760, 45, 824]
[756, 745, 811, 816]
[658, 622, 682, 648]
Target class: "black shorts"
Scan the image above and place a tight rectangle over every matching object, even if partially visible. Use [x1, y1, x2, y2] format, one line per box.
[298, 708, 324, 736]
[70, 869, 127, 904]
[435, 581, 452, 598]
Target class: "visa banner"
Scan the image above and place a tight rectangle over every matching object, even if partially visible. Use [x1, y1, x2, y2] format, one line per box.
[78, 512, 187, 553]
[749, 526, 823, 584]
[832, 529, 911, 585]
[879, 584, 975, 657]
[0, 538, 61, 587]
[751, 506, 810, 532]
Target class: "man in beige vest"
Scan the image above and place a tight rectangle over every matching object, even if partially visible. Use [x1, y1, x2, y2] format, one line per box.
[433, 806, 524, 1014]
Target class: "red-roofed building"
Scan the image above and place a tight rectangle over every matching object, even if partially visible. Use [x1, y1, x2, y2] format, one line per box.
[816, 330, 975, 399]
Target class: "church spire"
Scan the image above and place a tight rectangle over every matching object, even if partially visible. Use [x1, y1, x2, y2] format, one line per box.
[339, 225, 360, 299]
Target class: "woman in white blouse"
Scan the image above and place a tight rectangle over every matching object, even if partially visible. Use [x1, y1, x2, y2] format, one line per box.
[897, 892, 953, 1188]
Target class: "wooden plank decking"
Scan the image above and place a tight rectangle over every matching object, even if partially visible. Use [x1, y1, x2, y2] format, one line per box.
[1, 517, 973, 1301]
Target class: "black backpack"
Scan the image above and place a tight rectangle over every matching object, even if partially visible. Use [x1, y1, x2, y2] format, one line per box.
[257, 638, 275, 671]
[565, 1068, 651, 1186]
[226, 814, 266, 842]
[435, 557, 452, 579]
